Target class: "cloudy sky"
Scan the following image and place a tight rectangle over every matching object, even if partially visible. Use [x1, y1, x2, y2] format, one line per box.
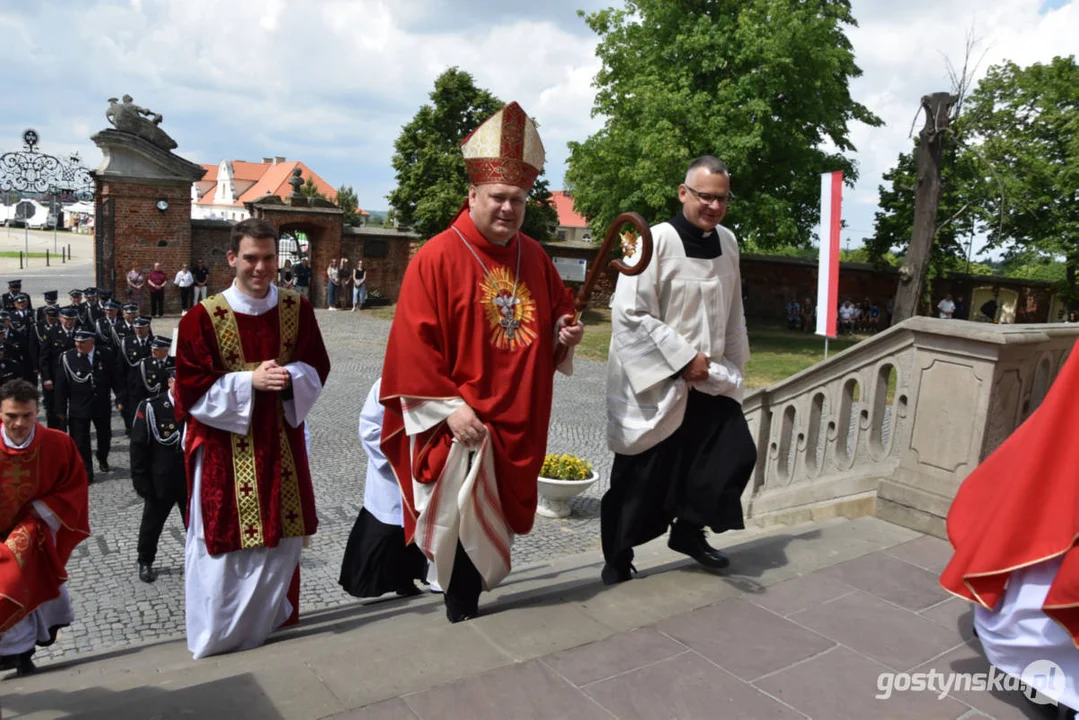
[0, 0, 1074, 255]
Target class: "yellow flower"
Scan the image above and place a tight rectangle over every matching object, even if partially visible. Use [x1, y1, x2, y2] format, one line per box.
[540, 453, 593, 480]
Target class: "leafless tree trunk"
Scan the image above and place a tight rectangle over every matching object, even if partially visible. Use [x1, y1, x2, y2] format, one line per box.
[892, 92, 957, 324]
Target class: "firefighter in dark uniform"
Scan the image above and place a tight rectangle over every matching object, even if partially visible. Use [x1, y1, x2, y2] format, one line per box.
[53, 329, 124, 482]
[113, 303, 138, 346]
[131, 366, 186, 583]
[0, 342, 24, 384]
[130, 336, 174, 413]
[1, 279, 28, 311]
[40, 307, 80, 429]
[120, 316, 153, 434]
[35, 290, 60, 326]
[95, 300, 123, 352]
[0, 311, 29, 371]
[82, 287, 104, 325]
[11, 294, 37, 385]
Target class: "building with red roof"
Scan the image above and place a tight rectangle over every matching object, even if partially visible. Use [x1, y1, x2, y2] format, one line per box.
[191, 157, 364, 222]
[550, 190, 592, 243]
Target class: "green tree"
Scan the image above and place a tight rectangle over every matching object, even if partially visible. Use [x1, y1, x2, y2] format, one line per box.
[335, 184, 361, 226]
[964, 55, 1079, 304]
[388, 67, 557, 240]
[565, 0, 881, 248]
[866, 138, 984, 278]
[300, 176, 327, 201]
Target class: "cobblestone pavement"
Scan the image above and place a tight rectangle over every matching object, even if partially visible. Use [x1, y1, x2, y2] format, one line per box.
[36, 308, 613, 662]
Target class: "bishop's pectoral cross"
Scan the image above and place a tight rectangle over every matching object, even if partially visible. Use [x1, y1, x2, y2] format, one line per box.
[495, 295, 521, 340]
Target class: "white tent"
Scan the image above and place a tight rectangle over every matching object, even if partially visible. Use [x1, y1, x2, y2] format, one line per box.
[65, 201, 95, 215]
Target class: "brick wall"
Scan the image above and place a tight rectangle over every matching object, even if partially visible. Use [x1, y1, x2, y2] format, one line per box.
[341, 227, 418, 303]
[191, 220, 232, 295]
[538, 243, 1056, 324]
[97, 178, 194, 315]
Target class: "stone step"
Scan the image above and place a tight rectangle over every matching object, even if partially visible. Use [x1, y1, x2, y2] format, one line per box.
[2, 516, 924, 720]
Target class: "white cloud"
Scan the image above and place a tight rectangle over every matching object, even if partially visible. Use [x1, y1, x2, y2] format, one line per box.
[0, 0, 1073, 241]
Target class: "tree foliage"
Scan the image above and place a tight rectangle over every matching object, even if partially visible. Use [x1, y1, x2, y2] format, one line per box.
[963, 55, 1079, 300]
[300, 176, 326, 201]
[335, 184, 361, 226]
[388, 67, 558, 241]
[565, 0, 881, 248]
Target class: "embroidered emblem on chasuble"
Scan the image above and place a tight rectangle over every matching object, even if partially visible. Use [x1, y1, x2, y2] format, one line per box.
[1, 449, 39, 569]
[204, 288, 305, 549]
[480, 268, 537, 351]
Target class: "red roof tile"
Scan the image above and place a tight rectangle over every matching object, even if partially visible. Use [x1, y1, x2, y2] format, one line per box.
[551, 191, 588, 228]
[193, 159, 367, 213]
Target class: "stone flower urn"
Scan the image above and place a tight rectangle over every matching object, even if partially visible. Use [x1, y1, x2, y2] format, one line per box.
[536, 454, 597, 519]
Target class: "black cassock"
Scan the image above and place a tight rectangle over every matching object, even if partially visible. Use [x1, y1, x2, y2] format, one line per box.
[130, 392, 188, 567]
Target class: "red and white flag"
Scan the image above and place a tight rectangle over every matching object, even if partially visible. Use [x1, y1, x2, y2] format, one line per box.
[816, 171, 843, 338]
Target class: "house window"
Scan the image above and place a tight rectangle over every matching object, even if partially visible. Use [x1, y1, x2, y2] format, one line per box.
[557, 230, 567, 241]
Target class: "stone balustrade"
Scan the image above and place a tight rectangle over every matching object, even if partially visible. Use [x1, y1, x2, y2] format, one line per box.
[740, 317, 1079, 537]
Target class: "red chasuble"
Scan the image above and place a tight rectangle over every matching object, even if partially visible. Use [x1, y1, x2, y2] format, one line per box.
[941, 341, 1079, 643]
[174, 289, 330, 556]
[0, 424, 89, 633]
[380, 210, 575, 540]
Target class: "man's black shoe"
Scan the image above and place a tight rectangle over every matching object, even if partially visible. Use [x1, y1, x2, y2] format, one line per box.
[98, 458, 110, 473]
[395, 582, 423, 598]
[445, 605, 478, 623]
[139, 562, 157, 583]
[668, 524, 730, 570]
[15, 650, 36, 676]
[601, 562, 637, 586]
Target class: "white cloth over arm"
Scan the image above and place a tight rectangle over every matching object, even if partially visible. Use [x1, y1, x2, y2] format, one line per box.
[283, 361, 322, 428]
[398, 397, 513, 592]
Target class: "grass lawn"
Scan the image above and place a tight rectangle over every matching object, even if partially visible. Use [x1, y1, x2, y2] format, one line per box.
[0, 251, 67, 259]
[359, 303, 871, 390]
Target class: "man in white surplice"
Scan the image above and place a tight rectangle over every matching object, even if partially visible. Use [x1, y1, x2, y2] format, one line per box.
[602, 155, 758, 586]
[175, 218, 330, 659]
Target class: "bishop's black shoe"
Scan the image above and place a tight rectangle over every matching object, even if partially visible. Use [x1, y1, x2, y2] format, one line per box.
[668, 522, 730, 570]
[138, 562, 157, 583]
[601, 561, 638, 586]
[395, 582, 423, 598]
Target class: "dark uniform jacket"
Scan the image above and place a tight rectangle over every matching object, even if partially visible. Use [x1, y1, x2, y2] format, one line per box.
[40, 324, 78, 386]
[130, 391, 186, 503]
[54, 347, 124, 420]
[129, 356, 174, 411]
[0, 355, 24, 384]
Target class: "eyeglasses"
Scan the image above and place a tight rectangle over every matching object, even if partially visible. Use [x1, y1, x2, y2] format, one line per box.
[684, 185, 730, 206]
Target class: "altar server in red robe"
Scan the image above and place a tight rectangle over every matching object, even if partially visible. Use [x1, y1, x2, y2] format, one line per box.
[0, 379, 89, 676]
[380, 101, 584, 623]
[941, 342, 1079, 713]
[175, 218, 330, 659]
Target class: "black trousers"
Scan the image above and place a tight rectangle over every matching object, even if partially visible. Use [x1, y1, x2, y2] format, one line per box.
[43, 387, 63, 430]
[137, 495, 184, 565]
[122, 402, 136, 433]
[444, 541, 483, 616]
[179, 286, 193, 311]
[601, 392, 757, 567]
[68, 415, 111, 482]
[150, 291, 164, 317]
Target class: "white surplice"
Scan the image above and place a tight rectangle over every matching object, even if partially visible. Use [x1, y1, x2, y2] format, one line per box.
[606, 221, 749, 455]
[975, 556, 1079, 710]
[184, 281, 323, 660]
[0, 424, 75, 656]
[359, 378, 403, 526]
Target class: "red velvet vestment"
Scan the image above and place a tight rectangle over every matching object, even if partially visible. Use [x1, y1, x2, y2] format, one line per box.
[940, 341, 1079, 644]
[0, 424, 89, 633]
[380, 209, 575, 540]
[174, 290, 330, 556]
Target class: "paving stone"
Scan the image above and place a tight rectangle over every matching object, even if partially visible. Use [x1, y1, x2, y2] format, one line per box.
[544, 626, 687, 687]
[818, 550, 952, 611]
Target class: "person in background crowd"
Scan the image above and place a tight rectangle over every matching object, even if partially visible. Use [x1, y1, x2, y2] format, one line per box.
[352, 260, 367, 311]
[126, 263, 146, 315]
[326, 258, 339, 311]
[147, 263, 167, 318]
[337, 259, 351, 311]
[193, 260, 210, 303]
[174, 263, 195, 316]
[294, 258, 311, 299]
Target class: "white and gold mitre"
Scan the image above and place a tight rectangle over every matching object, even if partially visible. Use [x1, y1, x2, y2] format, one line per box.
[460, 101, 545, 190]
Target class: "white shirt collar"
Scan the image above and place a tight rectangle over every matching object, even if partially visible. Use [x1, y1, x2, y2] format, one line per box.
[223, 280, 277, 316]
[2, 422, 35, 450]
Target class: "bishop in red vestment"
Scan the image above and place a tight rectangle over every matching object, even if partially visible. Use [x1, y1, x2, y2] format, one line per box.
[941, 341, 1079, 710]
[0, 379, 89, 676]
[380, 102, 583, 623]
[175, 219, 330, 659]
